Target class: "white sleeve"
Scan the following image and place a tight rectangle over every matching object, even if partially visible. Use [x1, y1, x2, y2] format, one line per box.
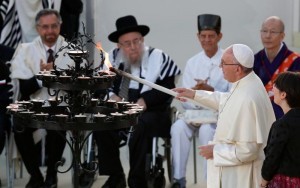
[10, 44, 35, 79]
[194, 90, 221, 111]
[213, 142, 261, 166]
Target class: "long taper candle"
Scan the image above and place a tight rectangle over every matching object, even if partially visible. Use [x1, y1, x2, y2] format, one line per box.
[111, 67, 213, 110]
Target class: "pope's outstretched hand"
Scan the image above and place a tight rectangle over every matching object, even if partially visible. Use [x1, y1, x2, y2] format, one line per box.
[172, 88, 196, 102]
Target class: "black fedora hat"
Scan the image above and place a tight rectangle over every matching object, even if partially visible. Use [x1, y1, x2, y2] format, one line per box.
[108, 15, 150, 43]
[198, 14, 221, 34]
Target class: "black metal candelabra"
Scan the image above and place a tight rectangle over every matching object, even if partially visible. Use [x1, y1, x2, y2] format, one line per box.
[7, 31, 141, 188]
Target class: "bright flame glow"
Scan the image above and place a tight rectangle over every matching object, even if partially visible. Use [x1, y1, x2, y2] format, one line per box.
[96, 42, 112, 69]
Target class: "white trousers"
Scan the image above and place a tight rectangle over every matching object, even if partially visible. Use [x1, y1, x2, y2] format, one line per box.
[171, 119, 216, 180]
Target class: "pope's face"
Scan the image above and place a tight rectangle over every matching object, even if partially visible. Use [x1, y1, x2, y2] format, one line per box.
[220, 51, 239, 83]
[118, 32, 144, 64]
[198, 30, 222, 55]
[36, 14, 61, 47]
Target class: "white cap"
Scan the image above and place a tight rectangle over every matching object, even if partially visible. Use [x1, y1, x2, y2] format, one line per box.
[232, 44, 254, 68]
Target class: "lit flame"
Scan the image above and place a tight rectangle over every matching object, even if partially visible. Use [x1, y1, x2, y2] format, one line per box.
[96, 42, 113, 69]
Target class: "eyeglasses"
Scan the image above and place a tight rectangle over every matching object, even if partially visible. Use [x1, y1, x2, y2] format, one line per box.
[220, 60, 239, 67]
[119, 38, 143, 48]
[260, 30, 282, 36]
[37, 23, 60, 30]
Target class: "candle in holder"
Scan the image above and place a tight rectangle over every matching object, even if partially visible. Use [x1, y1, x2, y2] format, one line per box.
[116, 101, 129, 110]
[93, 112, 107, 123]
[110, 112, 125, 120]
[48, 98, 61, 106]
[90, 98, 99, 107]
[20, 110, 35, 118]
[123, 110, 139, 119]
[93, 75, 105, 83]
[35, 112, 49, 121]
[58, 75, 72, 83]
[55, 114, 68, 123]
[74, 114, 87, 123]
[31, 99, 45, 108]
[106, 99, 116, 108]
[77, 75, 92, 84]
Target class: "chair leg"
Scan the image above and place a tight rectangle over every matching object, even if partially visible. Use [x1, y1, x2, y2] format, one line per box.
[5, 131, 12, 188]
[163, 138, 173, 183]
[6, 130, 15, 188]
[193, 135, 197, 184]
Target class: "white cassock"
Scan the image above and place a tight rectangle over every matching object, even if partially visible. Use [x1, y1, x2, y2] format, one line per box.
[171, 48, 230, 180]
[194, 71, 275, 188]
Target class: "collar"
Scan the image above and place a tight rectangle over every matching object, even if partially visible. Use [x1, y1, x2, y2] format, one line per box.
[264, 42, 284, 59]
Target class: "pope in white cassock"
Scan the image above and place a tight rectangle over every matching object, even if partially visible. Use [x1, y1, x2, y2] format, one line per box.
[173, 44, 275, 188]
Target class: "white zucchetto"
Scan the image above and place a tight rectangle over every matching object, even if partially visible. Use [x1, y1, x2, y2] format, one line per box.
[232, 44, 254, 68]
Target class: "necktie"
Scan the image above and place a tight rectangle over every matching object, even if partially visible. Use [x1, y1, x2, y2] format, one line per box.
[119, 68, 130, 101]
[47, 49, 54, 63]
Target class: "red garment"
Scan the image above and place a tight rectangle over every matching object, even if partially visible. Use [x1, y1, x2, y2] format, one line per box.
[268, 174, 300, 188]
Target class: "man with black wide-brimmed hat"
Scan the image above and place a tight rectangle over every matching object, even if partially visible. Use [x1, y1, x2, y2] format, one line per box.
[94, 15, 181, 188]
[170, 14, 230, 188]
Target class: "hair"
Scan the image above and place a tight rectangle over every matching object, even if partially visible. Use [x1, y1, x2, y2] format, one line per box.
[274, 71, 300, 108]
[35, 9, 62, 26]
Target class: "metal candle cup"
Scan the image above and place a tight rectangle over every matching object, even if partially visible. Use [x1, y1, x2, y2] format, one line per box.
[106, 100, 116, 108]
[58, 75, 72, 83]
[74, 114, 87, 123]
[34, 112, 49, 121]
[90, 98, 99, 107]
[77, 76, 92, 85]
[48, 98, 61, 107]
[17, 100, 32, 109]
[116, 101, 129, 111]
[31, 99, 45, 108]
[43, 74, 56, 82]
[93, 113, 107, 123]
[55, 114, 68, 123]
[93, 76, 105, 83]
[110, 112, 125, 120]
[19, 110, 35, 118]
[123, 110, 139, 119]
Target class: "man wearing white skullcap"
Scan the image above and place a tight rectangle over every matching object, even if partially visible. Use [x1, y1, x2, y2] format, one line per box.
[173, 44, 275, 188]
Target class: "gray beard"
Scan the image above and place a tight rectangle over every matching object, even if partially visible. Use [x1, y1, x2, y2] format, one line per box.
[120, 45, 145, 66]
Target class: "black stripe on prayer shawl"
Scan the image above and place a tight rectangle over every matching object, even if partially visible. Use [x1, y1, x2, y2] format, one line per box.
[42, 0, 48, 9]
[0, 0, 22, 48]
[159, 53, 180, 79]
[3, 11, 21, 47]
[42, 0, 54, 9]
[112, 48, 120, 62]
[148, 46, 155, 56]
[0, 0, 10, 24]
[0, 0, 8, 15]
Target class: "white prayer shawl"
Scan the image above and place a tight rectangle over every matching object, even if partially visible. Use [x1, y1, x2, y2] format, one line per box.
[0, 0, 22, 48]
[15, 0, 61, 42]
[109, 45, 181, 95]
[10, 35, 73, 101]
[194, 71, 275, 188]
[0, 0, 62, 46]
